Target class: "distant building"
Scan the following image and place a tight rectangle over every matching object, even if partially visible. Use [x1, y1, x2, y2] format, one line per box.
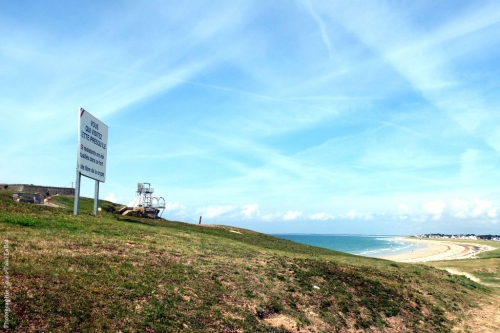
[1, 183, 75, 198]
[415, 233, 499, 242]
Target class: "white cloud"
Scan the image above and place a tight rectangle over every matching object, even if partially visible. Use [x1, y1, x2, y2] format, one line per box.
[164, 202, 183, 212]
[3, 2, 500, 235]
[304, 0, 333, 60]
[283, 211, 302, 221]
[394, 204, 412, 221]
[241, 204, 260, 219]
[308, 212, 334, 221]
[450, 199, 470, 218]
[261, 213, 282, 222]
[104, 193, 116, 203]
[450, 199, 497, 219]
[344, 210, 375, 221]
[422, 200, 446, 220]
[346, 210, 358, 219]
[197, 205, 237, 219]
[471, 199, 492, 217]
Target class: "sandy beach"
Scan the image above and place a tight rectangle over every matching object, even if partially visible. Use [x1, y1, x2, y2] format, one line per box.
[380, 238, 496, 263]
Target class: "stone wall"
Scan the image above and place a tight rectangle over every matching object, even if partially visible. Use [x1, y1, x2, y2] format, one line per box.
[0, 184, 75, 197]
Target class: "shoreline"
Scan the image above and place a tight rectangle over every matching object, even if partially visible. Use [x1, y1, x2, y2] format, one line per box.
[379, 237, 496, 262]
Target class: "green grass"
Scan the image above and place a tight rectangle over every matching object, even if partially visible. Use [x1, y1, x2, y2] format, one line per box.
[0, 190, 496, 332]
[417, 239, 500, 288]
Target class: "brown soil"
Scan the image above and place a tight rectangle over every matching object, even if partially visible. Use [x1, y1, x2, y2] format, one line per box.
[455, 294, 500, 332]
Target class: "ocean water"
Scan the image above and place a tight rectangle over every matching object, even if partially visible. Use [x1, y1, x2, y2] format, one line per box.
[271, 234, 425, 257]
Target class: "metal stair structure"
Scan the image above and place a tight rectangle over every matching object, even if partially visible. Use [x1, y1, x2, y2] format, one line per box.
[119, 182, 166, 219]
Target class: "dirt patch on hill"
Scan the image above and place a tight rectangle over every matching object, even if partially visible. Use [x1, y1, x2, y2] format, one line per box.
[454, 295, 500, 332]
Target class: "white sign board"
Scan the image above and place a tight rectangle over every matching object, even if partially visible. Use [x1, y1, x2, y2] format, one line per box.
[77, 108, 108, 182]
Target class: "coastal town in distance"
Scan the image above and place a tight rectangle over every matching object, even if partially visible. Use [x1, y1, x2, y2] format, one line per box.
[414, 233, 500, 241]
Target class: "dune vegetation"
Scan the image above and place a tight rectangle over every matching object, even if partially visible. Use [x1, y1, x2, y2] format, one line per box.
[0, 190, 498, 332]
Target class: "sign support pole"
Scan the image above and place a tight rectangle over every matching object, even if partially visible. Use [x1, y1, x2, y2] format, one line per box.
[74, 168, 81, 215]
[94, 180, 99, 215]
[75, 107, 108, 216]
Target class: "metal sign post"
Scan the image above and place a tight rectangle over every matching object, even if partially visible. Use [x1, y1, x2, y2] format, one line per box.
[73, 107, 108, 216]
[94, 180, 99, 215]
[74, 168, 81, 215]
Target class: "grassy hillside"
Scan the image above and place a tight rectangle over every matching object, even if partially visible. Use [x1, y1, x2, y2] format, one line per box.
[0, 191, 495, 332]
[420, 239, 500, 288]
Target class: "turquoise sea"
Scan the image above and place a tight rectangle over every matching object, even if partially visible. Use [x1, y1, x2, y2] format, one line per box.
[271, 234, 426, 257]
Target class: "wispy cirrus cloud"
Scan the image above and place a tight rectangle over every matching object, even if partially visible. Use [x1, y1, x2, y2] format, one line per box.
[3, 1, 500, 235]
[283, 211, 303, 221]
[303, 0, 334, 61]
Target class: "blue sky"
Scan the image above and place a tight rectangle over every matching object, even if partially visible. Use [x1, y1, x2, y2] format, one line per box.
[2, 1, 500, 235]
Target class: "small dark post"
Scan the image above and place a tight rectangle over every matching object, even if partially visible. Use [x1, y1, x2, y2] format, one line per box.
[199, 216, 202, 224]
